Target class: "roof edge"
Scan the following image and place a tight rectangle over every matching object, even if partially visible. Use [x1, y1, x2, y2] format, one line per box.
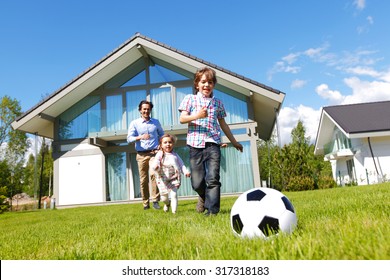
[15, 32, 285, 124]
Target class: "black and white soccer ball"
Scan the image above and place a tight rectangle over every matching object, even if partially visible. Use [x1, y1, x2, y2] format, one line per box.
[230, 187, 297, 239]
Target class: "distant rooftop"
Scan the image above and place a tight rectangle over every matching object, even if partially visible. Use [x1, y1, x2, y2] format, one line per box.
[324, 100, 390, 134]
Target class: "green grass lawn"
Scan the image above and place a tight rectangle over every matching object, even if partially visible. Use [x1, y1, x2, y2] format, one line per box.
[0, 184, 389, 260]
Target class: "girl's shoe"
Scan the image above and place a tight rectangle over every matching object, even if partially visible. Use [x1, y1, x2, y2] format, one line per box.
[163, 204, 169, 212]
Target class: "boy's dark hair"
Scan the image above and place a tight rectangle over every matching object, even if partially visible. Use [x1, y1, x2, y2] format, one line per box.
[138, 100, 153, 111]
[193, 67, 217, 93]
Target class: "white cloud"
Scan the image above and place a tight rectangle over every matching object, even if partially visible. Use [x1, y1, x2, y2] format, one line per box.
[282, 53, 300, 64]
[348, 66, 390, 83]
[342, 76, 390, 104]
[315, 72, 390, 106]
[380, 68, 390, 82]
[344, 66, 381, 77]
[357, 25, 368, 34]
[284, 65, 301, 74]
[304, 45, 329, 59]
[291, 79, 307, 89]
[267, 61, 301, 81]
[277, 57, 390, 144]
[316, 84, 345, 104]
[335, 49, 380, 69]
[354, 0, 366, 10]
[357, 17, 374, 34]
[268, 43, 332, 81]
[268, 45, 330, 81]
[278, 105, 321, 145]
[270, 36, 390, 145]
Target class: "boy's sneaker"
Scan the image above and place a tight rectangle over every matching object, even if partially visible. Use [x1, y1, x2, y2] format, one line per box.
[163, 204, 169, 212]
[196, 197, 205, 213]
[153, 202, 160, 210]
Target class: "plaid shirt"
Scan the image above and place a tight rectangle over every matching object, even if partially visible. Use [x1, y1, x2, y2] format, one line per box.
[178, 93, 226, 148]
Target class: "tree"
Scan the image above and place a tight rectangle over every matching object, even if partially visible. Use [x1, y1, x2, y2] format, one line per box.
[258, 120, 335, 191]
[0, 160, 11, 193]
[0, 95, 29, 162]
[0, 186, 10, 213]
[258, 128, 291, 191]
[0, 96, 30, 199]
[23, 137, 53, 200]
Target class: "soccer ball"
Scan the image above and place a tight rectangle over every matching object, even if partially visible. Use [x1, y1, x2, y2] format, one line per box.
[230, 187, 297, 239]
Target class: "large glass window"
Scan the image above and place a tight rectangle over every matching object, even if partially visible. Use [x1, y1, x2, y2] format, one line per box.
[175, 87, 193, 125]
[106, 153, 128, 201]
[129, 153, 141, 199]
[174, 141, 254, 196]
[220, 141, 254, 192]
[58, 96, 100, 140]
[58, 64, 249, 140]
[151, 87, 172, 126]
[121, 70, 146, 87]
[106, 95, 123, 131]
[126, 90, 146, 127]
[214, 90, 248, 124]
[150, 64, 188, 83]
[174, 146, 193, 196]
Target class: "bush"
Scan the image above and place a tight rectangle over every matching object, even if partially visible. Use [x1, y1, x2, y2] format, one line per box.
[0, 186, 10, 214]
[317, 175, 337, 189]
[286, 176, 315, 191]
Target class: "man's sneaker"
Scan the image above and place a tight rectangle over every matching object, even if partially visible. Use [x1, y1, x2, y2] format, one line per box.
[143, 204, 150, 210]
[163, 204, 169, 212]
[196, 197, 205, 213]
[153, 202, 160, 210]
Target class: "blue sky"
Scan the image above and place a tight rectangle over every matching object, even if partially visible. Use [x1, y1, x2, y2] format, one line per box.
[1, 0, 390, 145]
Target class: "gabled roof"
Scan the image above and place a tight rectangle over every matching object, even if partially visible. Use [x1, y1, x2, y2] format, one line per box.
[314, 100, 390, 155]
[12, 33, 285, 140]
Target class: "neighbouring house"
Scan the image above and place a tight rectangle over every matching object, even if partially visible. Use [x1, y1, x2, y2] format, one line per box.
[12, 33, 285, 207]
[314, 100, 390, 186]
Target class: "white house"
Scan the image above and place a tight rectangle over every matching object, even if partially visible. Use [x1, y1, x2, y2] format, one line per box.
[314, 101, 390, 186]
[12, 33, 285, 207]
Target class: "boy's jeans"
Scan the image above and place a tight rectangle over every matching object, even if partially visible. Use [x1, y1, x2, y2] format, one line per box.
[189, 143, 221, 214]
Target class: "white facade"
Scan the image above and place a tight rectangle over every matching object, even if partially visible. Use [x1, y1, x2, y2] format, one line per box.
[355, 137, 390, 184]
[329, 137, 390, 186]
[56, 144, 105, 206]
[315, 102, 390, 186]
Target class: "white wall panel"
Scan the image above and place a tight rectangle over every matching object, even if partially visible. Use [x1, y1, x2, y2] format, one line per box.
[58, 154, 104, 205]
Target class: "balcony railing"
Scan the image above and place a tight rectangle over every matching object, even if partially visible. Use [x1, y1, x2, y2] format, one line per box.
[323, 137, 354, 159]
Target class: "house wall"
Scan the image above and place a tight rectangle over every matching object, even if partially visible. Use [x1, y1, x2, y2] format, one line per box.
[334, 136, 390, 185]
[54, 142, 105, 206]
[332, 159, 348, 185]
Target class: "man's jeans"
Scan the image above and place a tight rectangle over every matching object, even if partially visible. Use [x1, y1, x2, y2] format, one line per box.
[189, 143, 221, 214]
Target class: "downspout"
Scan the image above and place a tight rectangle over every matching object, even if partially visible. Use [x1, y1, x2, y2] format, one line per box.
[274, 108, 285, 188]
[367, 137, 380, 179]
